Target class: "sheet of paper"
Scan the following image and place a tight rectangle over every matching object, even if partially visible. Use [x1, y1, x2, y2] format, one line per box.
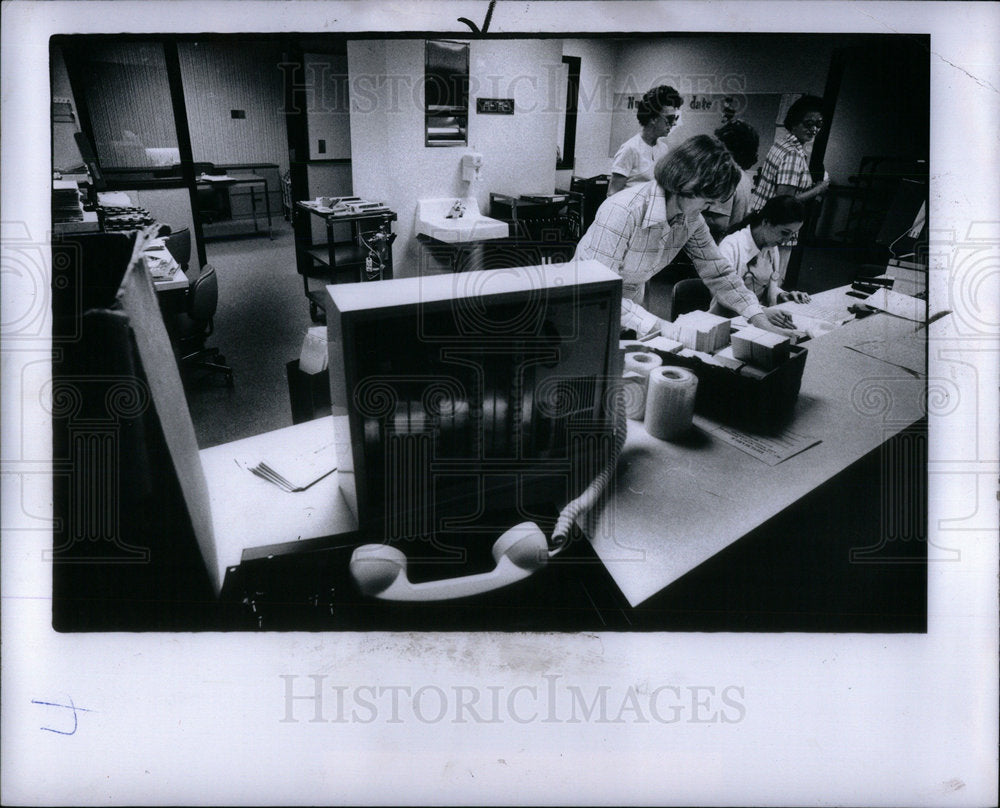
[780, 312, 839, 339]
[776, 298, 855, 326]
[846, 330, 927, 376]
[141, 241, 180, 279]
[97, 190, 135, 206]
[863, 287, 926, 322]
[708, 423, 822, 466]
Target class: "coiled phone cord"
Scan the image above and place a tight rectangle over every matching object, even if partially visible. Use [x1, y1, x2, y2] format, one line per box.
[548, 379, 628, 555]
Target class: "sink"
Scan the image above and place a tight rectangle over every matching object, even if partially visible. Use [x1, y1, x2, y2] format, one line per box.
[415, 197, 509, 244]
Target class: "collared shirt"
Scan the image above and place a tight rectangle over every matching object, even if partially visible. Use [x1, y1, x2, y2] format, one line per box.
[574, 180, 764, 334]
[704, 169, 754, 240]
[610, 132, 671, 188]
[751, 132, 811, 246]
[712, 225, 783, 312]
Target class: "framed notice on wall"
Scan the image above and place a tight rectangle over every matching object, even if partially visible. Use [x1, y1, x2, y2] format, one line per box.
[609, 92, 788, 168]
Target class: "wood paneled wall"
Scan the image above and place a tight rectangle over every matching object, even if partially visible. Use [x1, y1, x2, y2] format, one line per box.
[178, 41, 288, 173]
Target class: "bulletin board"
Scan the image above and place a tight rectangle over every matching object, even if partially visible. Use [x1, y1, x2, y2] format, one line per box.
[609, 92, 789, 170]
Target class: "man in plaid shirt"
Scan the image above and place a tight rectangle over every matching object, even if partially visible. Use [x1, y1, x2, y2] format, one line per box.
[575, 135, 798, 338]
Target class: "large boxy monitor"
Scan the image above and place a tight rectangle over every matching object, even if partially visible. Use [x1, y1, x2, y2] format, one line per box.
[325, 260, 622, 551]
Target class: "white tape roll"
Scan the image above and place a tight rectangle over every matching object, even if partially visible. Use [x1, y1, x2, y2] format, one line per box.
[624, 350, 663, 376]
[621, 371, 648, 420]
[644, 366, 698, 440]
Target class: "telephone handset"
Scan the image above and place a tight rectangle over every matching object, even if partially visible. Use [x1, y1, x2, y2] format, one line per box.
[348, 390, 629, 603]
[350, 522, 548, 602]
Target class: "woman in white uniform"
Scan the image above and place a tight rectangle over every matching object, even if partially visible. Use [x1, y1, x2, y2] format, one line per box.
[607, 85, 683, 197]
[710, 195, 811, 328]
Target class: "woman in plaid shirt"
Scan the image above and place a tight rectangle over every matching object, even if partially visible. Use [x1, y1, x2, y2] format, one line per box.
[750, 95, 830, 279]
[751, 95, 830, 216]
[575, 135, 800, 339]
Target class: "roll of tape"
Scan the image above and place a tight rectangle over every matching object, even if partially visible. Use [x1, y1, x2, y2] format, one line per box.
[621, 371, 648, 420]
[624, 350, 663, 376]
[644, 366, 698, 441]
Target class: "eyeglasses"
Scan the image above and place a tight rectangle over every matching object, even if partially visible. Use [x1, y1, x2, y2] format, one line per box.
[800, 118, 824, 130]
[660, 113, 681, 125]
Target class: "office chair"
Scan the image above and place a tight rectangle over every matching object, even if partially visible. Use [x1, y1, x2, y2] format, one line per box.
[175, 263, 234, 387]
[669, 278, 712, 321]
[162, 226, 192, 271]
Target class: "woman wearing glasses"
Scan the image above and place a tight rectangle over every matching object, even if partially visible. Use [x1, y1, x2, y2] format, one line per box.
[710, 195, 811, 329]
[750, 94, 830, 281]
[607, 85, 684, 196]
[752, 95, 830, 211]
[576, 135, 799, 339]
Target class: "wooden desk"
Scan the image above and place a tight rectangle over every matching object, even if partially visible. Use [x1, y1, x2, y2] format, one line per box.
[198, 173, 272, 239]
[586, 287, 930, 607]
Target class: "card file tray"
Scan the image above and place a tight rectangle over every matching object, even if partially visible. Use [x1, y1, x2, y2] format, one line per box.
[655, 345, 809, 433]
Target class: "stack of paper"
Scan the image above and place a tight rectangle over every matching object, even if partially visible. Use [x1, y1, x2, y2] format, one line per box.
[662, 311, 731, 353]
[141, 239, 180, 280]
[731, 325, 791, 370]
[239, 439, 338, 492]
[52, 179, 84, 222]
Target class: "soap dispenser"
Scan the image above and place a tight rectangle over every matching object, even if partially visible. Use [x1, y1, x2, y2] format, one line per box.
[461, 152, 483, 182]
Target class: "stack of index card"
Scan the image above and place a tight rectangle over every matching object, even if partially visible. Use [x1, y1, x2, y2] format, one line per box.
[730, 325, 791, 370]
[662, 311, 731, 353]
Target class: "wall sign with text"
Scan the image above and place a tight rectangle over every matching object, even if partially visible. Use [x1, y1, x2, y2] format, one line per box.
[476, 98, 515, 115]
[609, 92, 786, 163]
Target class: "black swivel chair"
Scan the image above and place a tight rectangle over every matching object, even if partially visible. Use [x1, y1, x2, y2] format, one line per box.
[669, 278, 712, 321]
[175, 263, 234, 387]
[162, 226, 192, 272]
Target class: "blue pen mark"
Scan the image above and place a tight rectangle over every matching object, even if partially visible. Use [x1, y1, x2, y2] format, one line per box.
[31, 696, 96, 735]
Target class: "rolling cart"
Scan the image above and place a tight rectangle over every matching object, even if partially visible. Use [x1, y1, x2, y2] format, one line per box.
[293, 199, 397, 321]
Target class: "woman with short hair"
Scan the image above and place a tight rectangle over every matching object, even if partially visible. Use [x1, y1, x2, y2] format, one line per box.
[575, 134, 799, 338]
[751, 95, 830, 212]
[710, 195, 812, 328]
[704, 118, 760, 242]
[607, 85, 684, 197]
[750, 94, 831, 282]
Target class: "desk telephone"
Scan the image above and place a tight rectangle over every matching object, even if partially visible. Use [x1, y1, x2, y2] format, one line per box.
[329, 262, 625, 603]
[349, 401, 627, 601]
